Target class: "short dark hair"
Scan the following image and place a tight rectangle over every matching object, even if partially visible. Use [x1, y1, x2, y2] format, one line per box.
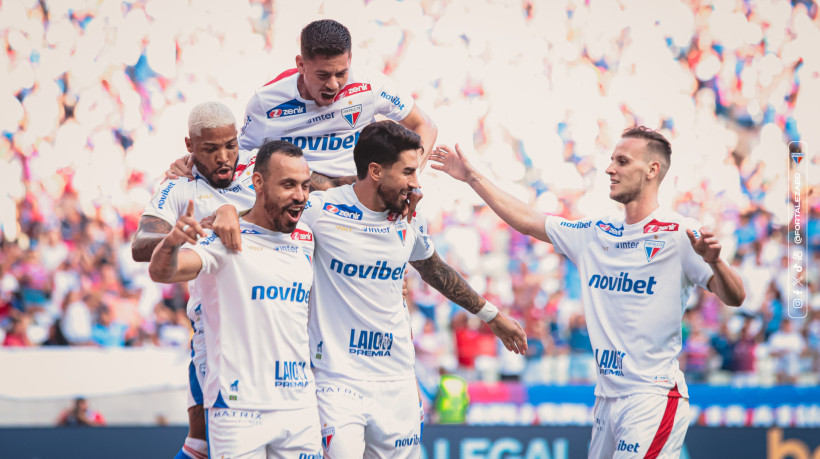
[354, 121, 422, 179]
[621, 126, 672, 180]
[254, 140, 304, 177]
[300, 19, 352, 60]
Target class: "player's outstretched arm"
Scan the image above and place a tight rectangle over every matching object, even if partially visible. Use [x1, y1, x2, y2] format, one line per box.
[149, 200, 206, 284]
[686, 228, 745, 306]
[429, 144, 550, 243]
[132, 216, 174, 262]
[399, 105, 437, 171]
[410, 252, 527, 354]
[309, 171, 358, 192]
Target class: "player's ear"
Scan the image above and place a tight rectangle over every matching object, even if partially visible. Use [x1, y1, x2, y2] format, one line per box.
[185, 137, 193, 153]
[368, 162, 382, 181]
[251, 171, 264, 192]
[647, 160, 660, 180]
[295, 55, 304, 73]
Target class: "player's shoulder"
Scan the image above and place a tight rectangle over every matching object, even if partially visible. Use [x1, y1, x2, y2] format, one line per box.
[260, 68, 299, 89]
[644, 209, 699, 235]
[549, 215, 597, 231]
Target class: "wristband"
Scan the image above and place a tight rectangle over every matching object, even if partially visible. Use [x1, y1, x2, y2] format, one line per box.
[476, 301, 499, 323]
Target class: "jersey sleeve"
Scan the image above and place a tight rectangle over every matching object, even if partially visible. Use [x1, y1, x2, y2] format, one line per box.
[185, 230, 227, 275]
[544, 216, 592, 265]
[141, 179, 189, 226]
[369, 71, 415, 122]
[300, 192, 326, 228]
[680, 219, 714, 290]
[238, 91, 269, 151]
[409, 214, 435, 262]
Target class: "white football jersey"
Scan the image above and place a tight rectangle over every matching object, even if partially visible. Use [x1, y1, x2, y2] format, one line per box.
[187, 219, 316, 410]
[238, 68, 415, 177]
[141, 149, 258, 323]
[545, 209, 713, 398]
[300, 185, 434, 381]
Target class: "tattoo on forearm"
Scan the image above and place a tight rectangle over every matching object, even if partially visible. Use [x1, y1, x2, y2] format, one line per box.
[132, 216, 173, 261]
[310, 172, 357, 192]
[410, 253, 483, 314]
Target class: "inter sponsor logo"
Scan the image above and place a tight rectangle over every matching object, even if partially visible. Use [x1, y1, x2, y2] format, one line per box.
[323, 203, 363, 221]
[329, 259, 406, 280]
[643, 219, 679, 233]
[596, 220, 624, 237]
[156, 182, 176, 209]
[349, 328, 393, 357]
[559, 220, 591, 229]
[615, 241, 638, 249]
[395, 434, 421, 448]
[334, 82, 372, 101]
[250, 282, 310, 304]
[380, 91, 405, 110]
[595, 348, 626, 377]
[266, 99, 306, 118]
[361, 226, 390, 234]
[273, 244, 298, 253]
[274, 360, 310, 387]
[306, 112, 334, 124]
[217, 184, 243, 194]
[282, 132, 359, 151]
[588, 272, 657, 294]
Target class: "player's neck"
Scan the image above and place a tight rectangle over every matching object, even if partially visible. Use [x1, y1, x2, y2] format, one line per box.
[296, 75, 314, 102]
[622, 193, 660, 225]
[352, 181, 386, 213]
[243, 207, 276, 232]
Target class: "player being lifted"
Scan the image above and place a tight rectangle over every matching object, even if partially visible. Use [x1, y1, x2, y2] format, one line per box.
[149, 141, 321, 458]
[430, 127, 745, 458]
[300, 121, 527, 458]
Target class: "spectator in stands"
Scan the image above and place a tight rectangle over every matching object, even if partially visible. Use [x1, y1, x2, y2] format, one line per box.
[732, 317, 761, 386]
[768, 319, 806, 385]
[57, 397, 106, 427]
[3, 315, 32, 347]
[90, 305, 128, 347]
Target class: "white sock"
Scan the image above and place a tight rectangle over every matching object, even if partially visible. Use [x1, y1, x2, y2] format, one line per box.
[183, 437, 208, 459]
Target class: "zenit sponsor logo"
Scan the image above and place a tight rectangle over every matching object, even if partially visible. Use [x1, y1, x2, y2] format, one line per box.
[394, 434, 420, 448]
[334, 82, 372, 101]
[588, 272, 657, 294]
[282, 132, 359, 151]
[250, 282, 310, 304]
[306, 112, 334, 124]
[595, 348, 626, 377]
[559, 220, 591, 229]
[274, 360, 310, 388]
[615, 241, 638, 249]
[156, 182, 176, 209]
[266, 99, 306, 119]
[643, 219, 679, 233]
[596, 220, 624, 237]
[349, 328, 393, 357]
[329, 259, 406, 280]
[291, 229, 313, 242]
[323, 203, 363, 221]
[380, 91, 405, 110]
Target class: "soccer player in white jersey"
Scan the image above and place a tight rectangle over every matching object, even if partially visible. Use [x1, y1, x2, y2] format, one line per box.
[149, 141, 321, 458]
[430, 127, 746, 459]
[132, 101, 253, 459]
[301, 121, 527, 458]
[239, 19, 437, 191]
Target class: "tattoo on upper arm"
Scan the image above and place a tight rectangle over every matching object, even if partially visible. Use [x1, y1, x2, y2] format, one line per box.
[310, 172, 357, 192]
[410, 253, 483, 314]
[132, 216, 173, 261]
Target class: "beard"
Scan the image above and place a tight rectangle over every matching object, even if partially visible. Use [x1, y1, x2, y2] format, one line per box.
[264, 199, 299, 233]
[610, 182, 641, 205]
[193, 158, 234, 189]
[377, 183, 408, 214]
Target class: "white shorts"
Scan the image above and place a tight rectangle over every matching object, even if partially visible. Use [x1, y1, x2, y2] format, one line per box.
[314, 370, 421, 459]
[589, 386, 689, 459]
[207, 406, 322, 459]
[186, 321, 207, 408]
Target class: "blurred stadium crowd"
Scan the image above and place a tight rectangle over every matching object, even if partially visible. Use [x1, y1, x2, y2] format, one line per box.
[1, 0, 819, 394]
